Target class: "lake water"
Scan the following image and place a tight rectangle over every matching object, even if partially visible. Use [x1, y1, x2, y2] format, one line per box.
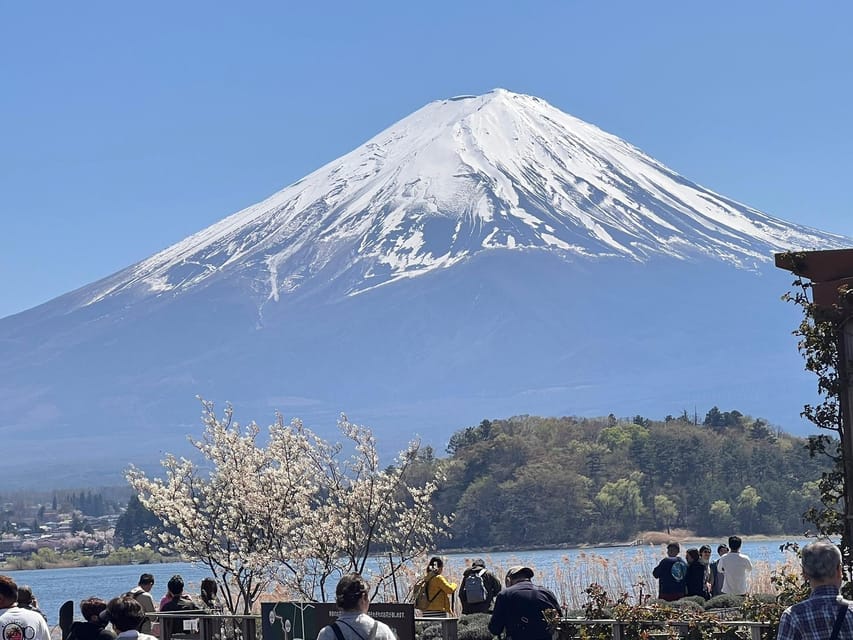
[6, 539, 804, 631]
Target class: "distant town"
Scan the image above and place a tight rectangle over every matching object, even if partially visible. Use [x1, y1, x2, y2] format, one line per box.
[0, 488, 163, 569]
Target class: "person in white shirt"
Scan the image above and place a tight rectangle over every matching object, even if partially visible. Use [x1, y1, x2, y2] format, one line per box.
[127, 574, 157, 635]
[316, 574, 397, 640]
[0, 575, 51, 640]
[716, 535, 753, 595]
[106, 596, 159, 640]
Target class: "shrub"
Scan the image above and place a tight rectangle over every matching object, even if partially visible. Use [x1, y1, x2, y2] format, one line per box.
[704, 593, 743, 610]
[416, 622, 443, 640]
[457, 614, 493, 640]
[669, 598, 705, 612]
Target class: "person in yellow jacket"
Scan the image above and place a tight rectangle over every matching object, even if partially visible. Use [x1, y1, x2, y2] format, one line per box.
[420, 556, 457, 615]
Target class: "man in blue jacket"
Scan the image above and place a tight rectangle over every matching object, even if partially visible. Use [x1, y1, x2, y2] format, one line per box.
[488, 566, 561, 640]
[652, 542, 687, 601]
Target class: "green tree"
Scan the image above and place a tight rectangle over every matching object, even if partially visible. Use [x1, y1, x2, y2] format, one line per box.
[70, 512, 84, 533]
[114, 494, 164, 547]
[736, 485, 762, 534]
[783, 265, 852, 587]
[653, 495, 678, 534]
[708, 500, 733, 536]
[595, 473, 644, 539]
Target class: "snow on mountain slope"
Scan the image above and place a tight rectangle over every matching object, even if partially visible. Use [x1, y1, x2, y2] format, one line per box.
[80, 89, 848, 311]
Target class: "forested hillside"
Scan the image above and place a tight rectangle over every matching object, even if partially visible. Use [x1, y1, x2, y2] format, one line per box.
[417, 410, 830, 548]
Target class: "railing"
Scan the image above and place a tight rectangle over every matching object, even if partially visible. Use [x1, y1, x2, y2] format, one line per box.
[146, 611, 775, 640]
[149, 612, 261, 640]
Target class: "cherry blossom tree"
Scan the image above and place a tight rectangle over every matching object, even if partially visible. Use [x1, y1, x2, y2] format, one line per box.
[271, 416, 450, 602]
[127, 400, 448, 612]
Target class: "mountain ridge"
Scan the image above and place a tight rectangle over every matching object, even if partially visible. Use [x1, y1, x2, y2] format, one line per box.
[46, 89, 848, 320]
[1, 89, 849, 488]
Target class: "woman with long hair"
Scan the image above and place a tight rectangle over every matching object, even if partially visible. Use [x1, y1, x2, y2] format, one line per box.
[200, 578, 222, 612]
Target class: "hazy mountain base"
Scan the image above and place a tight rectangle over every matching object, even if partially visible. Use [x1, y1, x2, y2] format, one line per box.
[0, 252, 815, 489]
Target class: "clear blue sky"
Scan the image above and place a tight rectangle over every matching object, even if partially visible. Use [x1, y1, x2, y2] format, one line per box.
[2, 1, 852, 319]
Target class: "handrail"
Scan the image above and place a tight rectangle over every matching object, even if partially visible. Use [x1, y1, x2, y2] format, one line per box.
[146, 611, 261, 640]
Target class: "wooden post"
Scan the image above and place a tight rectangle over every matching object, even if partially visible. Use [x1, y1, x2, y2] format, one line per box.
[840, 319, 853, 560]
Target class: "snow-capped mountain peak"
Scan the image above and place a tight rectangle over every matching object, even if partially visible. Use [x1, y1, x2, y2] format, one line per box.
[83, 89, 848, 309]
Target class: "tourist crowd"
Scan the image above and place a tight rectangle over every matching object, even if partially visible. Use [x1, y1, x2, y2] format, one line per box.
[0, 571, 220, 640]
[651, 535, 749, 601]
[0, 538, 849, 640]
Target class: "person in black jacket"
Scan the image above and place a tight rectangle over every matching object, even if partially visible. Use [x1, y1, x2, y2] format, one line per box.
[67, 597, 116, 640]
[460, 558, 502, 614]
[488, 566, 561, 640]
[160, 575, 202, 637]
[684, 548, 710, 600]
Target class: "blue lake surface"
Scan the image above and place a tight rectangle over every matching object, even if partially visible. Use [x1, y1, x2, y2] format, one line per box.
[6, 539, 804, 631]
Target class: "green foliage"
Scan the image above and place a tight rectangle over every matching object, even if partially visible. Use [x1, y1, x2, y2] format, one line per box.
[435, 412, 831, 547]
[703, 407, 744, 431]
[549, 581, 805, 640]
[416, 622, 444, 640]
[783, 264, 852, 591]
[703, 593, 743, 610]
[653, 495, 678, 533]
[8, 545, 167, 570]
[550, 583, 617, 640]
[457, 613, 493, 640]
[446, 420, 493, 455]
[674, 597, 706, 610]
[114, 494, 165, 547]
[738, 555, 809, 640]
[68, 490, 115, 516]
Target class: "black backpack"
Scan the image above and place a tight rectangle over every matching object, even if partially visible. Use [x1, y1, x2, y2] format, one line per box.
[462, 569, 487, 604]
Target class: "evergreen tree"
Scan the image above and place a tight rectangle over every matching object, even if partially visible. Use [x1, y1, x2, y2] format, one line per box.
[114, 495, 163, 547]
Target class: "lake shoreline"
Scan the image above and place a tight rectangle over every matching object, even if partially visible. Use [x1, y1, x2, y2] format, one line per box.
[440, 530, 806, 555]
[3, 531, 807, 572]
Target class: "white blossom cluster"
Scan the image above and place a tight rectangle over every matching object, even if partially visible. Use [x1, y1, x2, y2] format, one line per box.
[127, 400, 449, 613]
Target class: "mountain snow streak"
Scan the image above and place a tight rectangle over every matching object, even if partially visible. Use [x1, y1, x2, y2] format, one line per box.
[85, 89, 847, 309]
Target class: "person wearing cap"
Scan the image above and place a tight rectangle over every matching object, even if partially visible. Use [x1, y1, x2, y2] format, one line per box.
[459, 558, 502, 614]
[488, 566, 561, 640]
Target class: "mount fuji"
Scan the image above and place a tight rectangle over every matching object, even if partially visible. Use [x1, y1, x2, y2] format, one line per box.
[2, 89, 849, 487]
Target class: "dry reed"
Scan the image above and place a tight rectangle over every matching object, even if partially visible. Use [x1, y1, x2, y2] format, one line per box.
[260, 545, 802, 612]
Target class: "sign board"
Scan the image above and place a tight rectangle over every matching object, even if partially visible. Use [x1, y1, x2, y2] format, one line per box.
[262, 602, 415, 640]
